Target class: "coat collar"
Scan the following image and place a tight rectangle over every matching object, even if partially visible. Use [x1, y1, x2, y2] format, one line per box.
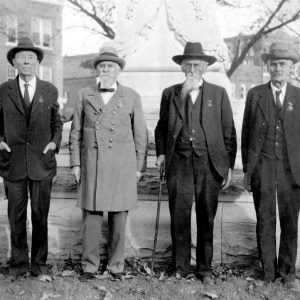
[30, 77, 47, 114]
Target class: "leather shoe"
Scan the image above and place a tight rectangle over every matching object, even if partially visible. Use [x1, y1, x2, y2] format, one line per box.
[199, 275, 214, 284]
[78, 272, 94, 282]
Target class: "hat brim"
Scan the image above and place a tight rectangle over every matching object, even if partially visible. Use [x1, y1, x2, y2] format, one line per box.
[172, 54, 216, 66]
[93, 55, 126, 70]
[261, 53, 298, 64]
[7, 46, 44, 66]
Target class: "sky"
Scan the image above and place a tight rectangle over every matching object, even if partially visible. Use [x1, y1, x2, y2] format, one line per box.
[62, 0, 299, 56]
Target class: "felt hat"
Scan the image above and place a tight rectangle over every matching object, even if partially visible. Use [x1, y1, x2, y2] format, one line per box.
[172, 42, 216, 66]
[261, 42, 299, 64]
[7, 37, 44, 65]
[93, 46, 126, 69]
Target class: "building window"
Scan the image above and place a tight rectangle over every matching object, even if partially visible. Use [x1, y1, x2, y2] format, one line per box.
[6, 15, 18, 44]
[7, 64, 18, 80]
[39, 66, 52, 82]
[31, 18, 52, 48]
[240, 84, 246, 100]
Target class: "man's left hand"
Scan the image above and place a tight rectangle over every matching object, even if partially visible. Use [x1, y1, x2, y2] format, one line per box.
[43, 142, 57, 154]
[221, 168, 232, 190]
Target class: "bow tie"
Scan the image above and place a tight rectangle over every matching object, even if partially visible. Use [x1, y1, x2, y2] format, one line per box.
[99, 88, 115, 93]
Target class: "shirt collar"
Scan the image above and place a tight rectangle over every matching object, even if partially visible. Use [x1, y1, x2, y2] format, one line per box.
[19, 75, 37, 88]
[270, 81, 287, 97]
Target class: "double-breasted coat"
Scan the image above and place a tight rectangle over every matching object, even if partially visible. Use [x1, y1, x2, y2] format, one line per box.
[69, 83, 147, 212]
[241, 82, 300, 185]
[155, 81, 237, 178]
[0, 77, 62, 181]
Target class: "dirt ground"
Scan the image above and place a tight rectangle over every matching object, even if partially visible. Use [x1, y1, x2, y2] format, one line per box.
[0, 258, 299, 300]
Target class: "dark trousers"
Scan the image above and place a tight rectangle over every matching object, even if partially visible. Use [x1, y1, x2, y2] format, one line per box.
[167, 152, 222, 276]
[81, 210, 128, 274]
[251, 156, 300, 282]
[4, 178, 52, 271]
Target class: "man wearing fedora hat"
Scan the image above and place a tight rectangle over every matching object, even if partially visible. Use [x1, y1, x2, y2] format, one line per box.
[0, 37, 62, 278]
[69, 46, 147, 281]
[155, 42, 237, 282]
[242, 42, 300, 288]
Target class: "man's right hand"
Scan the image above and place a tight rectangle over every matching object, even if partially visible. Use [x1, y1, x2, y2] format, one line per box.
[243, 173, 251, 192]
[155, 154, 165, 171]
[72, 166, 81, 183]
[0, 142, 11, 152]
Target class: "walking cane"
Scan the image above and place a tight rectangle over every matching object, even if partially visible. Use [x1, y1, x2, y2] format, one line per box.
[150, 163, 165, 278]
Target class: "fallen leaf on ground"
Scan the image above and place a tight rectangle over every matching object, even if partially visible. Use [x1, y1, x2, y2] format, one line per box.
[38, 275, 52, 282]
[17, 291, 25, 295]
[159, 272, 165, 281]
[143, 263, 151, 275]
[245, 276, 254, 281]
[93, 285, 109, 293]
[40, 292, 61, 300]
[61, 270, 75, 277]
[203, 291, 218, 299]
[103, 291, 113, 300]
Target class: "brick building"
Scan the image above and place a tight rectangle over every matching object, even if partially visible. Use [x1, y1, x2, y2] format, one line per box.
[225, 31, 300, 100]
[0, 0, 63, 95]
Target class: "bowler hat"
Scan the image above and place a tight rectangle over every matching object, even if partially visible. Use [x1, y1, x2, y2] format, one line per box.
[7, 37, 44, 66]
[172, 42, 216, 66]
[93, 46, 126, 69]
[261, 42, 299, 64]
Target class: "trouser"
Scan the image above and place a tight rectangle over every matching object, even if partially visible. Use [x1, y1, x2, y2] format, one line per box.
[81, 210, 128, 274]
[4, 178, 52, 270]
[251, 155, 300, 282]
[167, 152, 222, 276]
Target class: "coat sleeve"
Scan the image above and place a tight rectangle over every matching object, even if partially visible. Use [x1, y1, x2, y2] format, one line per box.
[49, 85, 63, 152]
[0, 84, 4, 143]
[241, 90, 253, 173]
[69, 90, 84, 167]
[154, 89, 169, 156]
[221, 88, 237, 169]
[132, 93, 147, 172]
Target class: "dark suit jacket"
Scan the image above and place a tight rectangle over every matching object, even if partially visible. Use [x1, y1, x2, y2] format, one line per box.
[155, 80, 237, 178]
[0, 76, 62, 181]
[242, 82, 300, 185]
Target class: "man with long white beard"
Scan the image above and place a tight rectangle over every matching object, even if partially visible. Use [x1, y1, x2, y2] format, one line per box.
[155, 42, 237, 283]
[69, 46, 147, 281]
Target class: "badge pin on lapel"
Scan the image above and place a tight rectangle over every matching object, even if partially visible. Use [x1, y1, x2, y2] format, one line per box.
[208, 100, 213, 108]
[287, 102, 294, 112]
[38, 96, 44, 103]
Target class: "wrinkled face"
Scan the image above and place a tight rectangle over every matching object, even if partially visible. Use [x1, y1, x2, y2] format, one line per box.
[267, 59, 293, 86]
[13, 50, 38, 80]
[96, 60, 121, 87]
[181, 59, 208, 80]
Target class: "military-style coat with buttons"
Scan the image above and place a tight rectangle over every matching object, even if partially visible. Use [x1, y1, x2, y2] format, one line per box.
[241, 82, 300, 186]
[155, 81, 237, 179]
[69, 83, 147, 211]
[0, 76, 62, 181]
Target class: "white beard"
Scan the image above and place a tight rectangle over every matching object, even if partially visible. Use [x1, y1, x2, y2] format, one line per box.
[181, 74, 201, 100]
[99, 76, 115, 88]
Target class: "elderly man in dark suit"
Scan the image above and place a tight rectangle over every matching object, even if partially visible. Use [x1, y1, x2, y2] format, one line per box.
[0, 37, 62, 278]
[69, 46, 147, 281]
[242, 42, 300, 289]
[155, 42, 237, 283]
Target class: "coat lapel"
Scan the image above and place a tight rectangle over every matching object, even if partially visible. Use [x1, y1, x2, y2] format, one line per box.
[31, 78, 47, 115]
[86, 84, 105, 112]
[104, 82, 125, 111]
[257, 83, 269, 121]
[283, 83, 297, 125]
[201, 80, 214, 122]
[173, 84, 184, 119]
[7, 77, 24, 114]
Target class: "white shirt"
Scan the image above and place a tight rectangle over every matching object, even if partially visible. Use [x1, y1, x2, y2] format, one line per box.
[189, 79, 203, 104]
[270, 82, 286, 106]
[19, 76, 36, 103]
[100, 82, 117, 105]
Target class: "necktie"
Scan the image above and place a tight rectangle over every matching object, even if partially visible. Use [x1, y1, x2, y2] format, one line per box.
[24, 83, 30, 105]
[99, 88, 115, 93]
[275, 89, 282, 110]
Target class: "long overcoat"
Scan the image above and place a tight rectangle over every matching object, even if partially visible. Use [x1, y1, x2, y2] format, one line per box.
[155, 80, 237, 178]
[69, 83, 147, 212]
[0, 76, 62, 181]
[241, 82, 300, 186]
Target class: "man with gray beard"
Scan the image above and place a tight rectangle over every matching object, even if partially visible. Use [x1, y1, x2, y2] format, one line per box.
[155, 42, 237, 283]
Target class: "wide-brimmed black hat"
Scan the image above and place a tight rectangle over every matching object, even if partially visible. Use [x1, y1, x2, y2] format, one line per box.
[93, 46, 126, 69]
[7, 37, 44, 66]
[172, 42, 216, 66]
[261, 42, 299, 64]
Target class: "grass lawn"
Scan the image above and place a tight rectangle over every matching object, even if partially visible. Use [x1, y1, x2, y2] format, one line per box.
[0, 258, 299, 300]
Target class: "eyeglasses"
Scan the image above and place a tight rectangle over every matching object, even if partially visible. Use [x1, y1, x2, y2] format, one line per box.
[15, 54, 37, 62]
